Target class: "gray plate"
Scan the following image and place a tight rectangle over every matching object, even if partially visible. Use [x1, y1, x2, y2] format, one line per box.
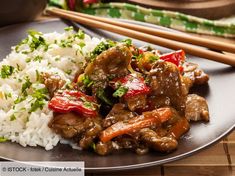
[0, 19, 235, 172]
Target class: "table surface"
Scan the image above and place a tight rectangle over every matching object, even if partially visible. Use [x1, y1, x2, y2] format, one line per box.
[7, 15, 235, 176]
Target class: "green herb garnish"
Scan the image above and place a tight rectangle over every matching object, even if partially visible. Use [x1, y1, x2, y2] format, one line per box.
[33, 56, 43, 62]
[0, 65, 14, 79]
[78, 42, 85, 48]
[149, 55, 159, 63]
[21, 77, 32, 94]
[65, 69, 72, 75]
[64, 26, 74, 31]
[28, 29, 42, 36]
[29, 99, 45, 113]
[25, 58, 31, 63]
[90, 40, 116, 60]
[82, 75, 93, 87]
[10, 114, 16, 121]
[14, 96, 26, 104]
[29, 88, 48, 113]
[75, 30, 85, 39]
[4, 92, 12, 100]
[97, 89, 113, 106]
[31, 88, 48, 100]
[0, 137, 8, 142]
[113, 86, 128, 98]
[121, 38, 132, 46]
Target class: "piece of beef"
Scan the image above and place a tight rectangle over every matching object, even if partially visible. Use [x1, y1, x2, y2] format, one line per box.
[139, 128, 178, 153]
[147, 60, 186, 112]
[185, 94, 209, 122]
[49, 112, 103, 149]
[84, 44, 132, 93]
[102, 103, 137, 128]
[182, 62, 209, 91]
[95, 141, 120, 155]
[42, 72, 66, 97]
[125, 94, 148, 112]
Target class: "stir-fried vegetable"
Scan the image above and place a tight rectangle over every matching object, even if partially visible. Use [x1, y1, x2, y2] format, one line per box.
[99, 107, 172, 142]
[111, 74, 150, 99]
[46, 37, 209, 155]
[48, 90, 98, 117]
[160, 50, 185, 66]
[168, 118, 190, 139]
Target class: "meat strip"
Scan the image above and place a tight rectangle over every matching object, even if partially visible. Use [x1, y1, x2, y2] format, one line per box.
[185, 94, 209, 122]
[147, 60, 186, 112]
[42, 72, 66, 97]
[102, 103, 136, 128]
[84, 44, 132, 92]
[139, 128, 178, 153]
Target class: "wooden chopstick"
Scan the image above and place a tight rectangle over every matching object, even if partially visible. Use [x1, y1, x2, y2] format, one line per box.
[52, 8, 235, 54]
[46, 8, 235, 66]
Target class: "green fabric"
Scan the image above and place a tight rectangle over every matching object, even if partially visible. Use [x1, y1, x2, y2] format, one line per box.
[48, 0, 235, 38]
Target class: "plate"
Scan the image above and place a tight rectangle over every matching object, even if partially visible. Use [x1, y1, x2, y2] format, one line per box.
[0, 19, 235, 172]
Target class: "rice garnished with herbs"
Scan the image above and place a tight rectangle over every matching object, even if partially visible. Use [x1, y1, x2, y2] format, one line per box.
[0, 27, 101, 150]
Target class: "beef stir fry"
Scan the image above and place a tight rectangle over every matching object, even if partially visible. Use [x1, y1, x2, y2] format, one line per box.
[47, 39, 209, 155]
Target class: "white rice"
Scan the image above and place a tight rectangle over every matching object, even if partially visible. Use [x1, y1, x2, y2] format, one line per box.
[0, 28, 101, 150]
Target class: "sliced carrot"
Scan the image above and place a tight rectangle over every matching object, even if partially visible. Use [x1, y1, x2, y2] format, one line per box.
[100, 107, 172, 143]
[169, 118, 190, 140]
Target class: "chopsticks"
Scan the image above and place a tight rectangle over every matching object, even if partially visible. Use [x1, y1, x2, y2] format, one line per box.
[46, 7, 235, 66]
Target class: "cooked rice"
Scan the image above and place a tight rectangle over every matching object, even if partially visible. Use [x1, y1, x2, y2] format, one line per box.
[0, 28, 101, 150]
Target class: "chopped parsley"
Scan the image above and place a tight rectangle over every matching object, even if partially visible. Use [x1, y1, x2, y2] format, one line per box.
[21, 77, 32, 95]
[33, 56, 43, 62]
[35, 70, 42, 82]
[55, 57, 60, 61]
[78, 41, 85, 48]
[29, 35, 48, 51]
[16, 64, 21, 71]
[79, 97, 97, 111]
[82, 75, 93, 87]
[83, 101, 96, 110]
[4, 92, 12, 100]
[136, 54, 143, 61]
[0, 65, 14, 79]
[0, 137, 8, 142]
[64, 26, 74, 31]
[149, 55, 159, 62]
[65, 69, 72, 75]
[90, 40, 116, 60]
[10, 114, 16, 121]
[31, 88, 48, 100]
[60, 39, 73, 48]
[29, 88, 49, 113]
[15, 30, 48, 53]
[15, 37, 29, 52]
[28, 29, 42, 36]
[29, 99, 45, 113]
[91, 142, 96, 151]
[14, 96, 26, 104]
[25, 58, 31, 63]
[75, 30, 85, 39]
[122, 38, 132, 47]
[113, 86, 128, 98]
[97, 88, 113, 106]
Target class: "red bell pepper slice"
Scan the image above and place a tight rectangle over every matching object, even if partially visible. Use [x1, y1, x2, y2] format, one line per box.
[48, 90, 98, 117]
[111, 74, 150, 99]
[160, 50, 185, 66]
